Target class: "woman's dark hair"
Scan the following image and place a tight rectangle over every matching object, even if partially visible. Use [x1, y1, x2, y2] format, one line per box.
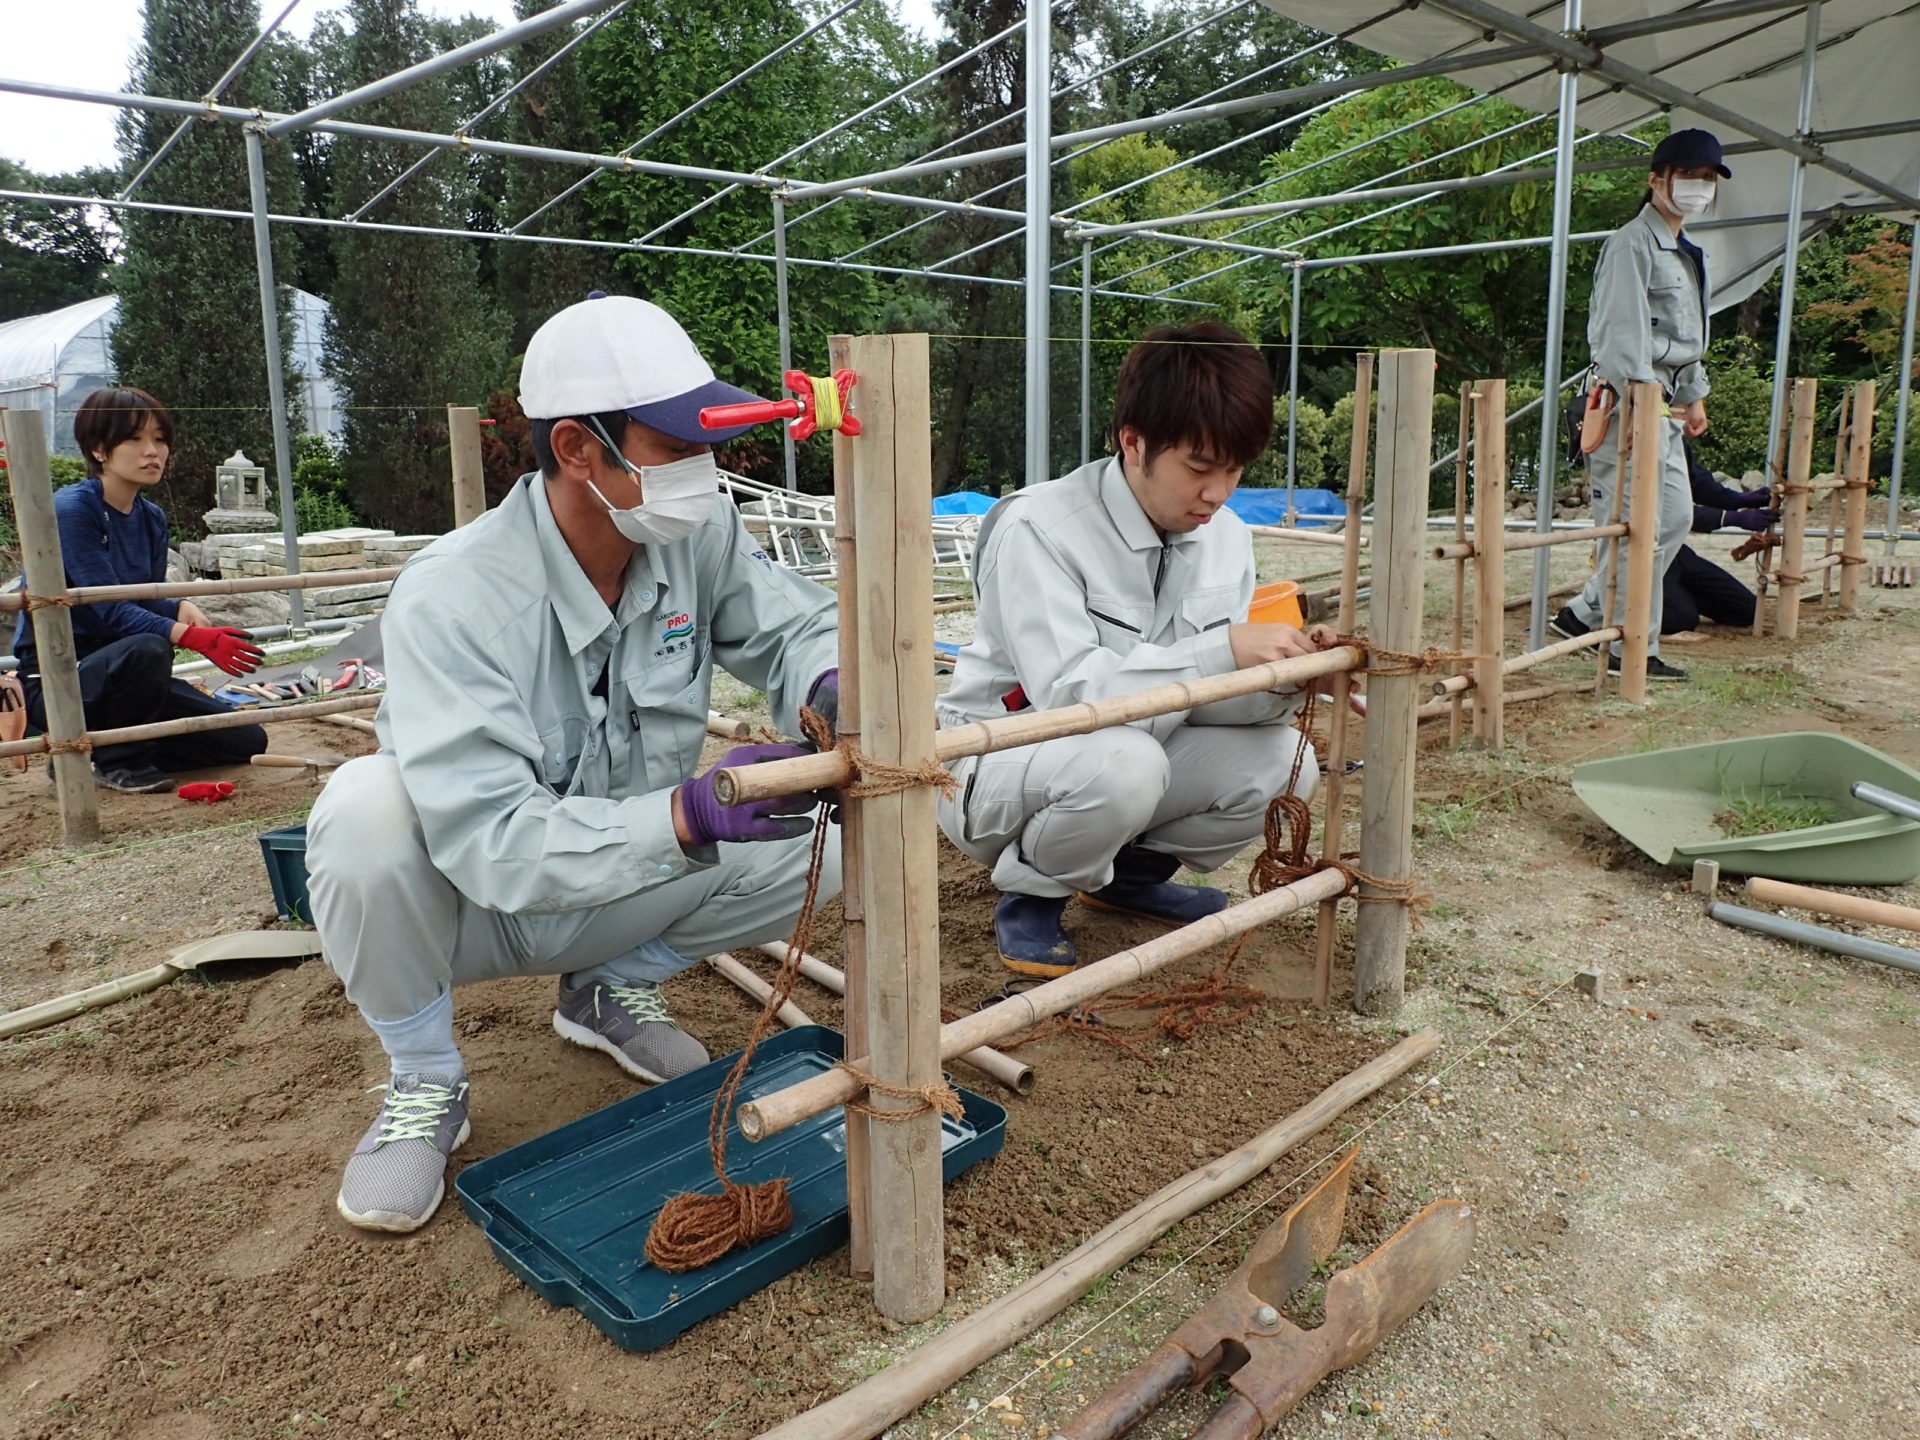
[529, 410, 632, 477]
[1110, 321, 1274, 468]
[1635, 162, 1675, 214]
[73, 387, 173, 478]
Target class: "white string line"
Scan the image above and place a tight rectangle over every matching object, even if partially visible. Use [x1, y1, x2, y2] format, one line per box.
[936, 973, 1578, 1437]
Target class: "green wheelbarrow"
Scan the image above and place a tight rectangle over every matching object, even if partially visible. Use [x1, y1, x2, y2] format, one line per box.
[1571, 732, 1920, 885]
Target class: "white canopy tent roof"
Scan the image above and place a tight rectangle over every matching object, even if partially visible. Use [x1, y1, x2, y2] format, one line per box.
[1256, 0, 1920, 311]
[0, 289, 342, 459]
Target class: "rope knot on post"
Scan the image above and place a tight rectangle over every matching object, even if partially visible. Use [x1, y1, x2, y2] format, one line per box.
[832, 1061, 964, 1124]
[20, 593, 72, 611]
[799, 708, 957, 801]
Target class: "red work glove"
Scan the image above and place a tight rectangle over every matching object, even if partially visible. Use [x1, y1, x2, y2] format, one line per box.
[177, 781, 235, 803]
[179, 625, 265, 676]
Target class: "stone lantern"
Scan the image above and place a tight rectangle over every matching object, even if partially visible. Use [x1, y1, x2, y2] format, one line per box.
[215, 451, 269, 513]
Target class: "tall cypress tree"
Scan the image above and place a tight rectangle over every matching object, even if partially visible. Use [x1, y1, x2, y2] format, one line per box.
[113, 0, 299, 518]
[321, 0, 507, 532]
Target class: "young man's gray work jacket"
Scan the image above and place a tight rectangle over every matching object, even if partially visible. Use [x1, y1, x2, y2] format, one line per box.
[373, 473, 836, 916]
[1588, 203, 1712, 406]
[938, 456, 1295, 744]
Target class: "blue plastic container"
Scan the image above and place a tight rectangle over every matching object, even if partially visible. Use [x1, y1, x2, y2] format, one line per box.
[455, 1025, 1006, 1351]
[257, 823, 313, 924]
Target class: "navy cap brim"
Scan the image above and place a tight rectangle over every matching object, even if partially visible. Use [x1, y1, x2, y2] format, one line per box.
[626, 377, 770, 445]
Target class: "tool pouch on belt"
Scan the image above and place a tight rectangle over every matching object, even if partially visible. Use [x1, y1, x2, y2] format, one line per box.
[1579, 381, 1619, 456]
[0, 671, 26, 772]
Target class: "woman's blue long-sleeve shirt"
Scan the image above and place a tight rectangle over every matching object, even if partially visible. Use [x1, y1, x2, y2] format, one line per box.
[11, 476, 179, 667]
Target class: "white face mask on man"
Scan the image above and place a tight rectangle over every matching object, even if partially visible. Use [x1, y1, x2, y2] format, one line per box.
[1666, 178, 1717, 216]
[583, 418, 718, 547]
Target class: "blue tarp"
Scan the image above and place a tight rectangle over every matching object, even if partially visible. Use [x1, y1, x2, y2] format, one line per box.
[932, 490, 997, 516]
[1221, 488, 1345, 526]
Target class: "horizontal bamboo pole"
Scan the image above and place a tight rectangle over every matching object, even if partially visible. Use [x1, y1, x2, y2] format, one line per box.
[708, 953, 817, 1029]
[1745, 877, 1920, 935]
[317, 713, 379, 736]
[706, 710, 752, 739]
[738, 866, 1346, 1143]
[1506, 579, 1579, 612]
[1417, 678, 1587, 721]
[715, 647, 1361, 806]
[0, 565, 404, 612]
[1804, 553, 1844, 573]
[1430, 627, 1619, 697]
[751, 1027, 1441, 1440]
[758, 940, 1034, 1096]
[1432, 523, 1627, 561]
[1247, 524, 1365, 548]
[0, 691, 382, 759]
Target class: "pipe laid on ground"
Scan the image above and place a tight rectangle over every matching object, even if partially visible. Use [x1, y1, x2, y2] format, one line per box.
[750, 1027, 1440, 1440]
[1707, 901, 1920, 975]
[1853, 782, 1920, 824]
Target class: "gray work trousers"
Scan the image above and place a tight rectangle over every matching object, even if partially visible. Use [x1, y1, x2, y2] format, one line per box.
[307, 754, 840, 1022]
[936, 721, 1316, 899]
[1567, 410, 1693, 658]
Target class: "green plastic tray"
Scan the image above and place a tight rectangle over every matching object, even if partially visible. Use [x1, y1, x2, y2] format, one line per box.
[1571, 731, 1920, 885]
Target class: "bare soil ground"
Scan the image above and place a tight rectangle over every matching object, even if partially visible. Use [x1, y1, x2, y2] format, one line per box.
[5, 534, 1919, 1440]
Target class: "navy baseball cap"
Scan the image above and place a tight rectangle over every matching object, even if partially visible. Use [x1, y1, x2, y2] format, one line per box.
[519, 292, 769, 444]
[1650, 128, 1731, 178]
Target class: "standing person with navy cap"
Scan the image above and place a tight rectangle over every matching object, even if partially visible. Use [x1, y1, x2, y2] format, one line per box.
[1552, 128, 1732, 680]
[305, 293, 843, 1233]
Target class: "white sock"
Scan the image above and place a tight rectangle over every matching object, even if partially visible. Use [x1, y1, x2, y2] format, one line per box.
[362, 988, 464, 1081]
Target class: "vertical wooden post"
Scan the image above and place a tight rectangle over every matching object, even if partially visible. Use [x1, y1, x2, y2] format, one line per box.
[1775, 378, 1818, 639]
[1594, 393, 1630, 695]
[448, 405, 486, 528]
[1839, 379, 1876, 613]
[1312, 352, 1372, 1010]
[1448, 384, 1470, 746]
[1617, 380, 1663, 705]
[832, 332, 944, 1323]
[1352, 349, 1432, 1016]
[1820, 387, 1849, 609]
[2, 411, 100, 844]
[1470, 379, 1507, 748]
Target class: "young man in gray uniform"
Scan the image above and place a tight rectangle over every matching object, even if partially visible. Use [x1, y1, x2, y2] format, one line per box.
[307, 294, 841, 1232]
[938, 321, 1334, 977]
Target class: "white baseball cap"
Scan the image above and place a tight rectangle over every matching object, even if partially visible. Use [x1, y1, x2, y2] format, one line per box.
[518, 291, 768, 442]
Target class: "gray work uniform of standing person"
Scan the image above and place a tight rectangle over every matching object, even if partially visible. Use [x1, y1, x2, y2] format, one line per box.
[938, 321, 1336, 978]
[307, 294, 842, 1234]
[1554, 128, 1730, 681]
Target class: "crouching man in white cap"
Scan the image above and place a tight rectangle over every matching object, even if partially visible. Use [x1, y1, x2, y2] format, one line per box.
[307, 293, 842, 1233]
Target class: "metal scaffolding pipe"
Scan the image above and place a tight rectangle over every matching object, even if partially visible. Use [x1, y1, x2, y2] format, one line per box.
[1080, 239, 1093, 467]
[1764, 3, 1823, 490]
[1529, 0, 1584, 653]
[1285, 264, 1302, 517]
[1024, 0, 1052, 489]
[119, 0, 301, 202]
[243, 129, 305, 628]
[264, 0, 621, 136]
[773, 191, 796, 492]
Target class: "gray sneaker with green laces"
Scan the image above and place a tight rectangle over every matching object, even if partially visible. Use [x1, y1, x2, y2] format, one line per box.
[552, 976, 710, 1084]
[335, 1073, 470, 1233]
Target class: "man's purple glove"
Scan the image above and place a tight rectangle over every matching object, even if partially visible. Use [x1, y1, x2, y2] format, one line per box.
[1726, 507, 1779, 532]
[677, 743, 828, 847]
[805, 668, 839, 739]
[1733, 486, 1772, 508]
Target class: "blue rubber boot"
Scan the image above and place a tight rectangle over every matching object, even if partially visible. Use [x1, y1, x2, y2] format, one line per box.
[995, 892, 1077, 978]
[1078, 844, 1228, 926]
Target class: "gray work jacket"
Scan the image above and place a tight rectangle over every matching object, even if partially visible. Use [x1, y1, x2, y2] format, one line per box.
[1588, 204, 1712, 406]
[938, 457, 1294, 742]
[373, 474, 837, 915]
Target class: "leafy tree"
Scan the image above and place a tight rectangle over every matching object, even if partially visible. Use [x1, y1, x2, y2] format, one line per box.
[0, 162, 118, 322]
[1243, 77, 1652, 388]
[318, 0, 507, 532]
[112, 0, 301, 519]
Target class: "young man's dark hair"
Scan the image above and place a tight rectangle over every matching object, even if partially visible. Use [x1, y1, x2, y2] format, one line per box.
[1109, 321, 1273, 468]
[528, 410, 631, 478]
[73, 387, 174, 478]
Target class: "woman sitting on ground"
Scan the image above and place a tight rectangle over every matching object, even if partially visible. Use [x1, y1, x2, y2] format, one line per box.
[10, 387, 268, 792]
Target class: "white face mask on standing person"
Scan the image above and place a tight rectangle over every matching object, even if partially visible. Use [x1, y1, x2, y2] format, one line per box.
[1667, 178, 1716, 216]
[582, 418, 720, 548]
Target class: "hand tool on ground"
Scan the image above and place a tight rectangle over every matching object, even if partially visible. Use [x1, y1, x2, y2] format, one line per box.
[0, 930, 324, 1040]
[1050, 1149, 1475, 1440]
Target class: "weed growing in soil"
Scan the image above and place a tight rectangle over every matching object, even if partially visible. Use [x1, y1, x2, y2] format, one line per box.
[1715, 789, 1836, 838]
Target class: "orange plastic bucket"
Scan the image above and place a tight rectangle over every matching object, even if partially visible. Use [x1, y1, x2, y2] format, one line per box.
[1247, 580, 1303, 628]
